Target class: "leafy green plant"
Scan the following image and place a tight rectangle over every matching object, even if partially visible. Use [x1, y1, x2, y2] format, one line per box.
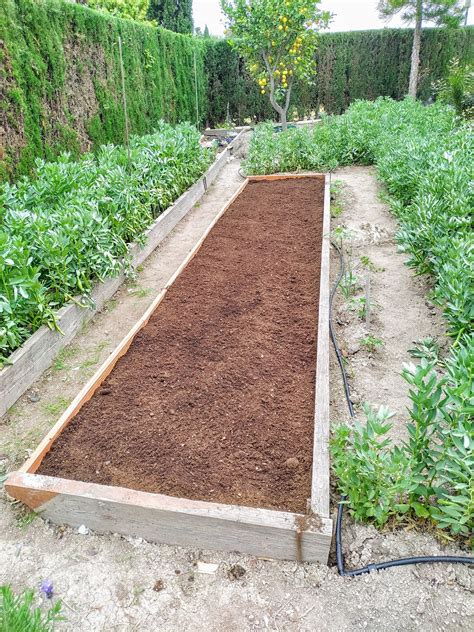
[332, 404, 411, 526]
[330, 180, 344, 218]
[331, 338, 473, 540]
[88, 0, 150, 23]
[0, 122, 214, 366]
[339, 269, 359, 299]
[360, 335, 384, 354]
[348, 295, 380, 321]
[0, 585, 63, 631]
[360, 255, 383, 273]
[408, 337, 441, 364]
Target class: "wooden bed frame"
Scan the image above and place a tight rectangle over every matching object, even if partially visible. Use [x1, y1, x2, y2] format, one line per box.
[5, 173, 332, 563]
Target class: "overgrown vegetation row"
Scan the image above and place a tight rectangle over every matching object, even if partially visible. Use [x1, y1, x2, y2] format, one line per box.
[0, 122, 214, 365]
[245, 98, 473, 540]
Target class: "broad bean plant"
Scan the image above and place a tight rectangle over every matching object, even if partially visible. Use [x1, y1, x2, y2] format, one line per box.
[0, 123, 214, 365]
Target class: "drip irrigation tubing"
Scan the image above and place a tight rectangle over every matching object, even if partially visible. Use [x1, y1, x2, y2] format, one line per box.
[329, 241, 473, 576]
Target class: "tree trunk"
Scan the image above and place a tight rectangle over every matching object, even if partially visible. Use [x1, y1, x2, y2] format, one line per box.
[408, 0, 423, 98]
[262, 51, 292, 131]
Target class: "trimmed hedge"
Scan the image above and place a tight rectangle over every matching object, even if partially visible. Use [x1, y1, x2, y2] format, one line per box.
[1, 0, 473, 181]
[313, 27, 474, 114]
[0, 0, 208, 181]
[209, 27, 474, 120]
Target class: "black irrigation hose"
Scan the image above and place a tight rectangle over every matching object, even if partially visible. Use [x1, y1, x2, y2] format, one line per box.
[329, 240, 474, 576]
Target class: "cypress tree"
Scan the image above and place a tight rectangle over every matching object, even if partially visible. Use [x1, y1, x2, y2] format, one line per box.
[148, 0, 193, 34]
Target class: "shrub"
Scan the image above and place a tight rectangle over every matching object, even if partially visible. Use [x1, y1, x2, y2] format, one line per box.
[332, 339, 473, 540]
[0, 122, 214, 365]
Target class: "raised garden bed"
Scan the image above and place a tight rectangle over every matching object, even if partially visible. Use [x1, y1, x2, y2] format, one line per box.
[6, 174, 332, 563]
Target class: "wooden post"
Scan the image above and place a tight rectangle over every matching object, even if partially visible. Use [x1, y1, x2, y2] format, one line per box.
[118, 36, 131, 163]
[365, 274, 371, 328]
[193, 51, 199, 129]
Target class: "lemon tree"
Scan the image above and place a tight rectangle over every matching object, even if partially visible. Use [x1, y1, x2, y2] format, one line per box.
[221, 0, 329, 129]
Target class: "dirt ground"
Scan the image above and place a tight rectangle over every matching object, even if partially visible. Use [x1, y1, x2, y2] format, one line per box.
[0, 159, 472, 631]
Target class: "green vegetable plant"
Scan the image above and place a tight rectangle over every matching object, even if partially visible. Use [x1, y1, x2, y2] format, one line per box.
[331, 337, 473, 540]
[0, 122, 214, 366]
[360, 335, 384, 354]
[408, 336, 441, 365]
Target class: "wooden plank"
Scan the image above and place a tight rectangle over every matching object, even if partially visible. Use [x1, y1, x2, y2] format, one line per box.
[5, 472, 332, 563]
[247, 173, 325, 182]
[310, 174, 331, 518]
[0, 133, 247, 418]
[20, 179, 249, 475]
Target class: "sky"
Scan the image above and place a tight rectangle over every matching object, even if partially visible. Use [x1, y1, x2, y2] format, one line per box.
[193, 0, 473, 36]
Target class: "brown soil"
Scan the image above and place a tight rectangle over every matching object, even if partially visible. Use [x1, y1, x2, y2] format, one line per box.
[39, 177, 325, 513]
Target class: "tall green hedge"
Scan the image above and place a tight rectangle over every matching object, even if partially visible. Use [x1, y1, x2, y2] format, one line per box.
[1, 0, 473, 181]
[0, 0, 207, 181]
[210, 27, 474, 121]
[313, 27, 474, 114]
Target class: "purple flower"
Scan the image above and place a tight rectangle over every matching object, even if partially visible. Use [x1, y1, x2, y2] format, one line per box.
[40, 580, 54, 599]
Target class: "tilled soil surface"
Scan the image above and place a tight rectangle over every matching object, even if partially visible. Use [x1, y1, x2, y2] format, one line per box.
[39, 177, 325, 513]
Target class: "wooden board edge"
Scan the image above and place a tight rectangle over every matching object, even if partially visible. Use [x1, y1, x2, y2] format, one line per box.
[5, 472, 332, 563]
[310, 174, 331, 518]
[247, 173, 326, 181]
[19, 178, 250, 474]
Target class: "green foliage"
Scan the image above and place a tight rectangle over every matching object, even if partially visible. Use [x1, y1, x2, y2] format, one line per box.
[332, 338, 473, 539]
[0, 123, 214, 365]
[1, 0, 472, 178]
[88, 0, 150, 23]
[245, 98, 473, 340]
[204, 26, 474, 124]
[147, 0, 194, 33]
[220, 0, 329, 126]
[0, 585, 63, 632]
[0, 0, 207, 181]
[408, 337, 441, 364]
[360, 335, 384, 354]
[434, 57, 474, 117]
[332, 405, 411, 526]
